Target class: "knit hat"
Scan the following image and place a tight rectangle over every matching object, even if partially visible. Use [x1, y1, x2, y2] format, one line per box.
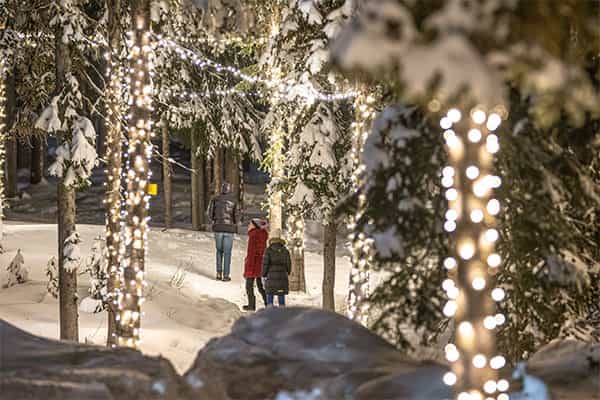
[251, 218, 262, 230]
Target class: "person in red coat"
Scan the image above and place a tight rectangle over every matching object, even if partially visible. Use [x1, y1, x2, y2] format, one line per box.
[243, 218, 269, 311]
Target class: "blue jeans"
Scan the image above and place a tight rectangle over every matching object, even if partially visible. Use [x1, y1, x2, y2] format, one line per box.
[266, 294, 286, 307]
[215, 232, 234, 277]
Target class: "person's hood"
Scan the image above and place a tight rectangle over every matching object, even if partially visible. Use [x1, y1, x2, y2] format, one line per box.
[269, 237, 286, 246]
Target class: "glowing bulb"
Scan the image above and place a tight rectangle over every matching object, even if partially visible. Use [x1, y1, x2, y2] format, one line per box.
[458, 321, 474, 336]
[442, 166, 455, 177]
[446, 209, 458, 221]
[498, 394, 509, 400]
[443, 371, 457, 386]
[495, 313, 506, 325]
[447, 108, 462, 123]
[486, 135, 500, 153]
[484, 229, 499, 243]
[444, 220, 457, 232]
[468, 129, 482, 142]
[443, 300, 458, 317]
[486, 113, 502, 131]
[459, 241, 476, 259]
[470, 209, 484, 223]
[487, 199, 500, 215]
[483, 316, 497, 330]
[446, 133, 461, 149]
[442, 279, 455, 291]
[483, 380, 497, 394]
[487, 253, 501, 268]
[440, 116, 453, 129]
[473, 354, 487, 368]
[490, 356, 506, 370]
[472, 277, 486, 290]
[473, 180, 488, 197]
[497, 380, 509, 392]
[443, 129, 456, 141]
[447, 286, 459, 299]
[457, 393, 471, 400]
[442, 176, 454, 188]
[472, 109, 487, 124]
[445, 344, 460, 362]
[446, 189, 458, 201]
[444, 257, 457, 270]
[466, 166, 480, 179]
[491, 288, 505, 301]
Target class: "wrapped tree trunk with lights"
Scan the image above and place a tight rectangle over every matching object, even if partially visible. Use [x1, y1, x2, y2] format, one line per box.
[105, 0, 124, 347]
[117, 0, 153, 348]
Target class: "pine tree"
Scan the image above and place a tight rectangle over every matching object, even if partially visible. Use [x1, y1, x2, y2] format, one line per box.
[334, 0, 600, 362]
[6, 249, 28, 287]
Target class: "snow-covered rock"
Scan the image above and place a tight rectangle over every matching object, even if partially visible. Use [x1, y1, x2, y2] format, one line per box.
[0, 319, 191, 400]
[184, 307, 451, 400]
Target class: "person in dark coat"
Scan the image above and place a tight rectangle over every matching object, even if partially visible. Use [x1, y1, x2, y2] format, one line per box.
[243, 219, 269, 311]
[207, 182, 239, 281]
[261, 229, 291, 307]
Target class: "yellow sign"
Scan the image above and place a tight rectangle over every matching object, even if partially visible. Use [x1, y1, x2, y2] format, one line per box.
[147, 183, 158, 196]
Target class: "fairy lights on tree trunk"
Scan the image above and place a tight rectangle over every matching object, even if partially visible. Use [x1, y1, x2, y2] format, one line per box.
[439, 106, 508, 400]
[346, 91, 376, 325]
[0, 59, 6, 245]
[105, 0, 124, 347]
[117, 0, 154, 349]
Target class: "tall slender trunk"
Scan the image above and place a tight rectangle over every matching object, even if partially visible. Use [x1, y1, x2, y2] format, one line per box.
[269, 126, 284, 235]
[55, 18, 78, 342]
[5, 135, 16, 198]
[225, 150, 240, 202]
[117, 0, 152, 348]
[213, 147, 223, 194]
[191, 131, 203, 230]
[162, 124, 172, 228]
[322, 221, 337, 311]
[288, 213, 306, 292]
[104, 0, 123, 347]
[5, 71, 17, 199]
[17, 140, 31, 171]
[30, 136, 44, 184]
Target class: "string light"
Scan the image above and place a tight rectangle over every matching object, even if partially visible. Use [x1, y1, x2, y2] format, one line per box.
[347, 91, 377, 325]
[104, 14, 127, 347]
[155, 34, 360, 104]
[117, 2, 155, 349]
[439, 106, 508, 398]
[0, 59, 6, 231]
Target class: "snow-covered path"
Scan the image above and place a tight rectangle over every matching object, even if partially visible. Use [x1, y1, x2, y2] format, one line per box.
[0, 221, 351, 372]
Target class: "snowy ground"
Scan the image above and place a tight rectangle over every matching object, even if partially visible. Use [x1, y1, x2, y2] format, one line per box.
[0, 221, 352, 373]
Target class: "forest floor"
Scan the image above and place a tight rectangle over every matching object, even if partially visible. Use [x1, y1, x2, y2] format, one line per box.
[0, 221, 352, 373]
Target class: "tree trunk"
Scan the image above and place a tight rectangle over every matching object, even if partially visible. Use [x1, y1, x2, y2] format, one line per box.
[213, 147, 223, 195]
[162, 124, 172, 229]
[225, 150, 240, 202]
[5, 70, 17, 198]
[191, 131, 204, 230]
[55, 17, 78, 342]
[117, 0, 152, 348]
[30, 136, 44, 184]
[105, 0, 123, 347]
[322, 221, 337, 311]
[269, 127, 284, 235]
[17, 140, 31, 172]
[58, 181, 78, 341]
[288, 214, 306, 292]
[5, 135, 17, 198]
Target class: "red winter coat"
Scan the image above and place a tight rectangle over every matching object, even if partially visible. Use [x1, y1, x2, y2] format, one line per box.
[244, 227, 268, 278]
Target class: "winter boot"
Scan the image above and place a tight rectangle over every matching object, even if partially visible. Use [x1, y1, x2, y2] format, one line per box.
[242, 304, 256, 311]
[216, 272, 223, 281]
[222, 276, 232, 282]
